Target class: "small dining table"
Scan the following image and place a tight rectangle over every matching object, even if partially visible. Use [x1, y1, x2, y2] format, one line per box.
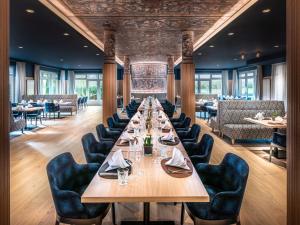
[12, 106, 44, 128]
[82, 99, 209, 225]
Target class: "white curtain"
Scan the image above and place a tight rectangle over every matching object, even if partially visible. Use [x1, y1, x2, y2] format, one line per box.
[271, 63, 287, 108]
[68, 70, 75, 94]
[222, 70, 229, 96]
[232, 70, 238, 97]
[15, 62, 26, 102]
[34, 64, 40, 94]
[60, 70, 66, 94]
[256, 65, 263, 100]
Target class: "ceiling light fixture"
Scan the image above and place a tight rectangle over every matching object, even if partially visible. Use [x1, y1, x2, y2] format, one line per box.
[60, 58, 64, 62]
[78, 65, 81, 67]
[63, 32, 70, 36]
[96, 53, 100, 56]
[18, 46, 23, 49]
[26, 9, 35, 14]
[233, 58, 238, 61]
[256, 51, 261, 58]
[274, 45, 280, 48]
[241, 54, 245, 60]
[198, 52, 202, 56]
[228, 32, 235, 36]
[262, 8, 271, 14]
[209, 45, 215, 48]
[83, 45, 88, 48]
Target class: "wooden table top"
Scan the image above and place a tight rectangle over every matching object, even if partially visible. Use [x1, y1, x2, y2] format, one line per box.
[81, 99, 209, 203]
[244, 117, 287, 129]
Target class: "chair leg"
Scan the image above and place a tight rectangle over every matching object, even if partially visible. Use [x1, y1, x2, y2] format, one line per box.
[112, 203, 116, 225]
[55, 220, 59, 225]
[269, 145, 273, 162]
[180, 203, 185, 225]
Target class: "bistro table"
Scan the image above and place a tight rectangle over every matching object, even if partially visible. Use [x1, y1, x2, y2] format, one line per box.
[12, 106, 44, 128]
[244, 117, 287, 158]
[82, 99, 209, 225]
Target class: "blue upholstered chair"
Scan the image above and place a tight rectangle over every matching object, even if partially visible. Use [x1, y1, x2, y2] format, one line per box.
[165, 104, 175, 118]
[113, 113, 130, 124]
[269, 132, 286, 162]
[126, 106, 136, 119]
[26, 103, 42, 126]
[96, 124, 120, 143]
[45, 102, 60, 119]
[81, 133, 114, 165]
[107, 117, 126, 131]
[47, 152, 113, 225]
[77, 97, 82, 109]
[181, 153, 249, 225]
[170, 113, 186, 124]
[174, 117, 191, 131]
[200, 102, 213, 119]
[177, 124, 201, 143]
[183, 134, 214, 165]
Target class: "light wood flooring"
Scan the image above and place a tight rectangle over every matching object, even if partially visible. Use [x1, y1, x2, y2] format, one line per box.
[10, 106, 286, 225]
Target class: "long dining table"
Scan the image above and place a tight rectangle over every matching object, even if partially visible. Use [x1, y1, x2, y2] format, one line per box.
[81, 98, 209, 225]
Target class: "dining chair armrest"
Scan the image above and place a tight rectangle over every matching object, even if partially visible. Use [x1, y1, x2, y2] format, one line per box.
[195, 163, 223, 186]
[190, 155, 209, 165]
[210, 190, 242, 215]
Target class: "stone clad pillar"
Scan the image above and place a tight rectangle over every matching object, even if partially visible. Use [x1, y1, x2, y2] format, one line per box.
[122, 56, 131, 108]
[102, 26, 117, 124]
[167, 55, 175, 104]
[181, 30, 195, 123]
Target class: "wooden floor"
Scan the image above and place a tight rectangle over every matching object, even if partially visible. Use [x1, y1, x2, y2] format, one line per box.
[10, 106, 286, 225]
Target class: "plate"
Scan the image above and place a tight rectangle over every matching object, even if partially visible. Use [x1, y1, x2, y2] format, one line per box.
[161, 158, 193, 178]
[158, 136, 180, 146]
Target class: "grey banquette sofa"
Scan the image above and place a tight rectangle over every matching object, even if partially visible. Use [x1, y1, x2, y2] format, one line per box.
[210, 100, 285, 144]
[23, 95, 78, 115]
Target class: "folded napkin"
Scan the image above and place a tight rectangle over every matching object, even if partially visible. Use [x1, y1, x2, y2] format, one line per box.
[166, 148, 190, 170]
[59, 99, 64, 103]
[254, 112, 265, 120]
[161, 131, 175, 142]
[120, 132, 133, 144]
[28, 99, 33, 103]
[162, 121, 172, 129]
[43, 99, 48, 103]
[37, 100, 42, 104]
[275, 116, 284, 122]
[106, 149, 130, 171]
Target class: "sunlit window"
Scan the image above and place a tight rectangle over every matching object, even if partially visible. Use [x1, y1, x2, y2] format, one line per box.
[238, 70, 256, 99]
[40, 70, 59, 94]
[195, 73, 222, 95]
[9, 65, 15, 102]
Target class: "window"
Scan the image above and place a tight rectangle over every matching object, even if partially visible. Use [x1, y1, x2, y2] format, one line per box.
[74, 73, 103, 104]
[195, 73, 222, 95]
[238, 70, 256, 99]
[40, 70, 59, 94]
[9, 65, 15, 102]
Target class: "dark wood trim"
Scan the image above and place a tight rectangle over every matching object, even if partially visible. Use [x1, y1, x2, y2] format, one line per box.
[287, 0, 300, 224]
[0, 0, 10, 224]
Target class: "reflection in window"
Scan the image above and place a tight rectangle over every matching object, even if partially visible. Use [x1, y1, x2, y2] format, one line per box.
[238, 70, 256, 99]
[40, 70, 59, 94]
[195, 73, 222, 95]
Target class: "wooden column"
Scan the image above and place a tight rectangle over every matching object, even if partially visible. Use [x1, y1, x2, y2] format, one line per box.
[0, 0, 10, 224]
[287, 0, 300, 224]
[102, 27, 117, 124]
[167, 55, 175, 104]
[181, 30, 195, 123]
[122, 56, 131, 108]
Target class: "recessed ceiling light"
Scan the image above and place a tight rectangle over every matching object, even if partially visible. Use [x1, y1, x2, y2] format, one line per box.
[262, 8, 271, 14]
[18, 46, 23, 49]
[96, 53, 100, 56]
[60, 58, 64, 62]
[198, 52, 202, 56]
[26, 9, 35, 14]
[83, 45, 88, 48]
[256, 52, 261, 58]
[228, 32, 235, 36]
[274, 45, 280, 48]
[216, 64, 220, 67]
[78, 65, 81, 67]
[209, 45, 215, 48]
[63, 33, 70, 36]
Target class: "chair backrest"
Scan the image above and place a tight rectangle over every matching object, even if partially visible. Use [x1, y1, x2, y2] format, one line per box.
[190, 124, 201, 139]
[96, 124, 107, 140]
[179, 113, 186, 121]
[45, 102, 56, 112]
[199, 134, 214, 157]
[77, 97, 82, 105]
[113, 113, 119, 122]
[183, 117, 191, 128]
[107, 117, 115, 128]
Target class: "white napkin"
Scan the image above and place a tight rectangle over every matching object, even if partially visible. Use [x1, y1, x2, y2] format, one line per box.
[275, 116, 284, 122]
[162, 121, 172, 129]
[59, 99, 64, 103]
[37, 100, 42, 104]
[28, 99, 33, 103]
[254, 112, 265, 120]
[43, 99, 48, 103]
[53, 100, 58, 104]
[21, 100, 27, 104]
[120, 132, 133, 144]
[166, 148, 190, 170]
[106, 149, 130, 171]
[161, 131, 175, 142]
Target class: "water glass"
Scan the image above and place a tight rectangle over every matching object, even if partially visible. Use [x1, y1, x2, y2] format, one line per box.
[117, 168, 129, 185]
[160, 146, 168, 159]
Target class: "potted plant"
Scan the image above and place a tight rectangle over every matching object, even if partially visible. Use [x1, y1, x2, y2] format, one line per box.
[271, 111, 279, 121]
[143, 135, 153, 156]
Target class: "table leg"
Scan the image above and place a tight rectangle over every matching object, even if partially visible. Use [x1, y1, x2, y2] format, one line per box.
[144, 202, 150, 225]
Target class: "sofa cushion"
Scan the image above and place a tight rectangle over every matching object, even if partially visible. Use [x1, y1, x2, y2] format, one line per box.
[223, 124, 274, 140]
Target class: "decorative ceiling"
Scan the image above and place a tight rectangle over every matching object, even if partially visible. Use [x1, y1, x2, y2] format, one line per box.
[53, 0, 244, 63]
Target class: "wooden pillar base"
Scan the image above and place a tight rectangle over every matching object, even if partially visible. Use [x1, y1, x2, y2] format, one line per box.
[180, 63, 195, 124]
[167, 73, 175, 104]
[103, 63, 117, 125]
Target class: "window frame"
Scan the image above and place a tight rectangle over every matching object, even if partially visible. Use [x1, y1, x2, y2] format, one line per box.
[238, 69, 257, 99]
[39, 70, 59, 95]
[195, 72, 222, 95]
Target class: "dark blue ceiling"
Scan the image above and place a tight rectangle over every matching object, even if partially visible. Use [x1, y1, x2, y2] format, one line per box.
[193, 0, 286, 69]
[10, 0, 105, 69]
